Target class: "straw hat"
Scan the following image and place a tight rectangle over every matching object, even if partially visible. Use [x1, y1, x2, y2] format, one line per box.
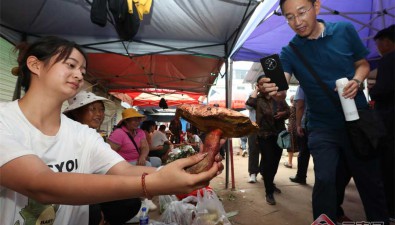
[63, 91, 116, 123]
[117, 108, 145, 126]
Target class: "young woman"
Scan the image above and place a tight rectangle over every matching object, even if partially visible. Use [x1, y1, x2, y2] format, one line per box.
[0, 36, 223, 225]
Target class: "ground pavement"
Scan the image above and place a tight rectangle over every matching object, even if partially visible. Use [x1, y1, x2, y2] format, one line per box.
[140, 145, 391, 225]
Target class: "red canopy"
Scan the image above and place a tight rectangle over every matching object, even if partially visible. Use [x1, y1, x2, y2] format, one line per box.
[208, 89, 249, 110]
[110, 89, 204, 107]
[86, 53, 224, 107]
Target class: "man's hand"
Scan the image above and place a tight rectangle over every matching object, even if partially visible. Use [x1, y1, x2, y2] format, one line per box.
[296, 126, 305, 137]
[341, 79, 360, 99]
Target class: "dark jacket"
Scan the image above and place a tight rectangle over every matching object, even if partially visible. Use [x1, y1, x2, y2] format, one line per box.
[246, 94, 290, 138]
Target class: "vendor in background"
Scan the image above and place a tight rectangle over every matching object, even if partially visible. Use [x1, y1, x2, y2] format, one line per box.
[150, 124, 173, 162]
[64, 91, 141, 225]
[107, 109, 161, 168]
[165, 129, 173, 142]
[169, 114, 182, 144]
[185, 128, 203, 152]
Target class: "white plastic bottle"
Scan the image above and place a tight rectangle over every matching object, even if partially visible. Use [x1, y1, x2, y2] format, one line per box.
[335, 78, 359, 121]
[139, 207, 149, 225]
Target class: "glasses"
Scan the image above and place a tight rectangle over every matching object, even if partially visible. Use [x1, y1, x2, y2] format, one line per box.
[285, 5, 314, 24]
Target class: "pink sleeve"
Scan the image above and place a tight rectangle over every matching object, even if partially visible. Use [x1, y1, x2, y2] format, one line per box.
[134, 129, 146, 145]
[108, 128, 124, 145]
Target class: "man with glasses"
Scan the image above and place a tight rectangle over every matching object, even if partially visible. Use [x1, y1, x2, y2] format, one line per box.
[260, 0, 389, 224]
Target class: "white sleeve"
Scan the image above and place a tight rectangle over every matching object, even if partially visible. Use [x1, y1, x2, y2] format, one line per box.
[88, 134, 125, 174]
[0, 121, 34, 167]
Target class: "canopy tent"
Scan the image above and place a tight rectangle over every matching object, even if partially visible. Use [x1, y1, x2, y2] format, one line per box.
[110, 89, 204, 108]
[231, 0, 395, 62]
[207, 88, 249, 110]
[0, 0, 259, 107]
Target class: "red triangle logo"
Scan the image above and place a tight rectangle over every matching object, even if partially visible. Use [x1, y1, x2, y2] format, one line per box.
[311, 214, 336, 225]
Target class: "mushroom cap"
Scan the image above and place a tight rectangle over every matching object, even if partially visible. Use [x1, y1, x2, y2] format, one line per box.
[176, 104, 259, 137]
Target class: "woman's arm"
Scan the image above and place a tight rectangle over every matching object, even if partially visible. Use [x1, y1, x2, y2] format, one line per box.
[137, 138, 150, 165]
[0, 152, 221, 205]
[0, 155, 147, 205]
[107, 139, 121, 152]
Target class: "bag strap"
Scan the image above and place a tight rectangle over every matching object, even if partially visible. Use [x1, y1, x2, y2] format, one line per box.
[124, 130, 141, 154]
[289, 42, 342, 113]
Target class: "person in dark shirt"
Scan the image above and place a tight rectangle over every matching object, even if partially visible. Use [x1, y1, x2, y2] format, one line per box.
[370, 24, 395, 221]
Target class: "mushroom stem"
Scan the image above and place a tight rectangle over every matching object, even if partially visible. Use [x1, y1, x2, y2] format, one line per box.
[186, 128, 223, 174]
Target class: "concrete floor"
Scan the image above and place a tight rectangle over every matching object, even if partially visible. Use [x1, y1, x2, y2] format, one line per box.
[138, 146, 392, 225]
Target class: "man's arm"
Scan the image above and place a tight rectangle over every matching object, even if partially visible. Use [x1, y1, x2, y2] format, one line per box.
[342, 58, 370, 99]
[295, 99, 305, 136]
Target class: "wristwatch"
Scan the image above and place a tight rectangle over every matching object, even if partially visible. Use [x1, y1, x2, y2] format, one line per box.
[352, 78, 364, 91]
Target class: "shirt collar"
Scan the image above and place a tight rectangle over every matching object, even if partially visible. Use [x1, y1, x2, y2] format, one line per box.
[291, 19, 334, 45]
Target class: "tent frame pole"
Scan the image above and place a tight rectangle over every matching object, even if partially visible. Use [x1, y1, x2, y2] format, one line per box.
[224, 58, 236, 190]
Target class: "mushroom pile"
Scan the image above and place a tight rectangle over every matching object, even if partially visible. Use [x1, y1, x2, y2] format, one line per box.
[176, 104, 259, 174]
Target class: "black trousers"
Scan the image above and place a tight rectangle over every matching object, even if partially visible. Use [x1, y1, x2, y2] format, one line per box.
[295, 131, 310, 179]
[89, 198, 141, 225]
[248, 133, 260, 175]
[258, 135, 283, 195]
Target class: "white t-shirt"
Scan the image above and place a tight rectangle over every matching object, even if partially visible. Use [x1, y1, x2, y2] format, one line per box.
[0, 101, 124, 225]
[150, 130, 168, 147]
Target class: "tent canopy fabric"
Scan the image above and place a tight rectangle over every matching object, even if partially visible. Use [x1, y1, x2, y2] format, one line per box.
[0, 0, 258, 106]
[86, 54, 223, 97]
[231, 0, 395, 62]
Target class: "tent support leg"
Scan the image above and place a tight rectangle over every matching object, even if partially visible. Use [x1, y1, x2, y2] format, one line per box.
[229, 139, 236, 191]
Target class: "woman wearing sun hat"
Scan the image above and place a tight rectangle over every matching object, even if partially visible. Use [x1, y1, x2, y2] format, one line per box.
[108, 108, 161, 169]
[63, 90, 116, 131]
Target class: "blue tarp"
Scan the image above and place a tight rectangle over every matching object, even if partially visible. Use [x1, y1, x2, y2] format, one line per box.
[231, 0, 395, 62]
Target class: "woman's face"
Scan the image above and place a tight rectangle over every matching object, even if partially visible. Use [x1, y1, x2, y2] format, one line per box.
[125, 117, 142, 131]
[78, 101, 105, 129]
[37, 48, 86, 99]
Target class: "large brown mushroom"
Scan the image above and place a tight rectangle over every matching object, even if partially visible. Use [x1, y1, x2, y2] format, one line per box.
[176, 104, 259, 174]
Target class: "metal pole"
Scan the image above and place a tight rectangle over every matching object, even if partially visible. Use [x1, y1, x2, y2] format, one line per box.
[229, 139, 236, 191]
[225, 58, 236, 190]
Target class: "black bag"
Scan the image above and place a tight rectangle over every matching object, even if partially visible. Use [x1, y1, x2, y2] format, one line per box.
[345, 109, 386, 159]
[289, 42, 386, 160]
[108, 0, 140, 40]
[159, 98, 168, 109]
[90, 0, 108, 27]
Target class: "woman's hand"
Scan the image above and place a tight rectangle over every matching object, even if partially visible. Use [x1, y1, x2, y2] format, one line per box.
[137, 156, 146, 166]
[274, 111, 287, 120]
[144, 153, 222, 195]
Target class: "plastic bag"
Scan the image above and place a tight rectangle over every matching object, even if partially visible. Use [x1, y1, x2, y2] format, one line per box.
[159, 195, 179, 214]
[192, 188, 231, 225]
[160, 196, 197, 225]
